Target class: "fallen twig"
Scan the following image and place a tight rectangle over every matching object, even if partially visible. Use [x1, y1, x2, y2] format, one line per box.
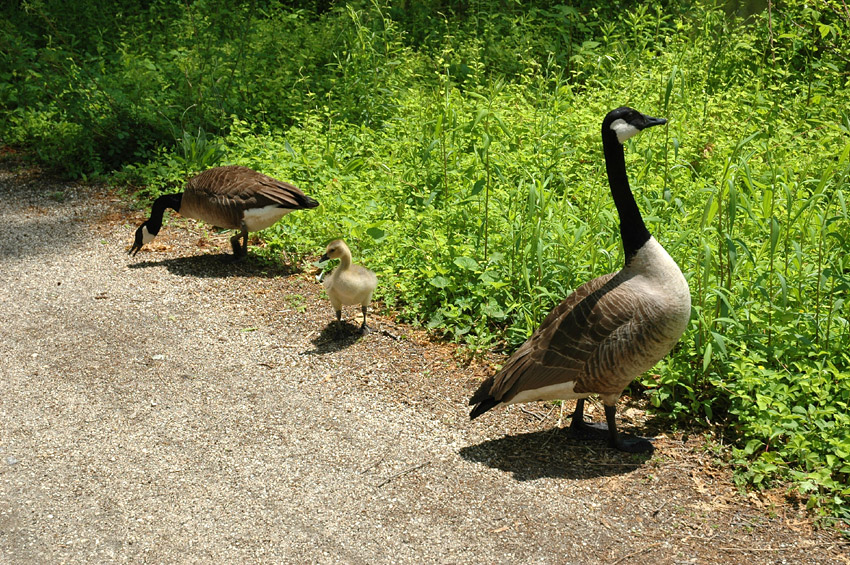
[520, 406, 547, 421]
[380, 329, 400, 341]
[611, 542, 662, 565]
[651, 498, 670, 517]
[375, 461, 431, 488]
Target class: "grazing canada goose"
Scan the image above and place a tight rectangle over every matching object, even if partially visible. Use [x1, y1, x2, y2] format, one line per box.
[319, 239, 378, 332]
[129, 165, 319, 260]
[468, 107, 691, 453]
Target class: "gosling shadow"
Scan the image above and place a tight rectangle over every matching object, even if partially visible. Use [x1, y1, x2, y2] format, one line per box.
[459, 427, 654, 481]
[127, 253, 301, 279]
[301, 320, 367, 355]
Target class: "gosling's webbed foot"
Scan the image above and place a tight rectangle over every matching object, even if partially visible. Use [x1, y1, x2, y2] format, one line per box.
[359, 306, 371, 335]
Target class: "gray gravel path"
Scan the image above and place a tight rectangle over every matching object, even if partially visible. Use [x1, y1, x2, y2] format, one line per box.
[1, 163, 847, 564]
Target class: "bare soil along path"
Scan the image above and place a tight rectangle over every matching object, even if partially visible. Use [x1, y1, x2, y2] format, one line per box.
[1, 163, 847, 564]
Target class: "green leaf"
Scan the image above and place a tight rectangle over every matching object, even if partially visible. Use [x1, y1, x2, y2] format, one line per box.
[453, 256, 478, 271]
[469, 179, 486, 197]
[702, 342, 713, 372]
[343, 157, 365, 174]
[366, 227, 386, 242]
[470, 108, 489, 130]
[744, 439, 763, 455]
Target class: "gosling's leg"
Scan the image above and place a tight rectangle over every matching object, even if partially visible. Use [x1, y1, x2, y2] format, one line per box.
[359, 305, 371, 334]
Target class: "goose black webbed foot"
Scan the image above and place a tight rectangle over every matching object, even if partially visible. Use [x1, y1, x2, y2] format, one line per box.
[568, 418, 611, 440]
[611, 435, 654, 453]
[221, 252, 247, 264]
[227, 231, 249, 262]
[568, 400, 654, 453]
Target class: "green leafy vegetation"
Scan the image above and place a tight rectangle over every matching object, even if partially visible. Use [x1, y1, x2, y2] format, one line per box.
[2, 0, 848, 520]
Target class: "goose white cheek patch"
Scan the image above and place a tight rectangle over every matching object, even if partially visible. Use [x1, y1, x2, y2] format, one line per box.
[142, 225, 156, 244]
[610, 119, 641, 143]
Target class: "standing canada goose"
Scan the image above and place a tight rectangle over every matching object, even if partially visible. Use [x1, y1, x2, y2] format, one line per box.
[319, 240, 378, 333]
[468, 107, 691, 453]
[129, 165, 319, 260]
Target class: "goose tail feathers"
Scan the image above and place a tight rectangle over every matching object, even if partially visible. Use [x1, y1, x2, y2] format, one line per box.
[469, 376, 500, 419]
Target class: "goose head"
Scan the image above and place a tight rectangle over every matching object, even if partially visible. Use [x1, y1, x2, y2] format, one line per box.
[603, 106, 667, 144]
[129, 222, 157, 256]
[319, 239, 350, 263]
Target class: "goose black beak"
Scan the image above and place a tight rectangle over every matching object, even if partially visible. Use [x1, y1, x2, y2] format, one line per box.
[318, 253, 329, 263]
[128, 227, 144, 256]
[639, 115, 667, 130]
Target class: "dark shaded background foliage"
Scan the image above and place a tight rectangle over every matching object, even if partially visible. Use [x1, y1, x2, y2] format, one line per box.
[1, 0, 660, 174]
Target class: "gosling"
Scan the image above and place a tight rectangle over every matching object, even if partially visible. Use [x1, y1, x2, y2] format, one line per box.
[318, 240, 378, 332]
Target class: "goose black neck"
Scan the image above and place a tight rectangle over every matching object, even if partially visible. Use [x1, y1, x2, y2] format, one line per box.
[602, 134, 650, 262]
[146, 193, 183, 233]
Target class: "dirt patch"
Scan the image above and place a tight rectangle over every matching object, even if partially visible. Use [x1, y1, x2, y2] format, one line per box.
[0, 162, 847, 564]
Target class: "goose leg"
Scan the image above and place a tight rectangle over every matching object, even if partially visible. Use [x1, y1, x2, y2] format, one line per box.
[228, 228, 249, 262]
[569, 399, 653, 453]
[604, 405, 654, 453]
[569, 399, 605, 436]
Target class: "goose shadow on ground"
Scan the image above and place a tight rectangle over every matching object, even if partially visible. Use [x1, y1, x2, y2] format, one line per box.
[127, 253, 302, 279]
[300, 320, 368, 356]
[459, 427, 655, 481]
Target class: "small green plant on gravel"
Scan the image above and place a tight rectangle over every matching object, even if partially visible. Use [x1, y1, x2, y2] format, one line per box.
[287, 294, 307, 313]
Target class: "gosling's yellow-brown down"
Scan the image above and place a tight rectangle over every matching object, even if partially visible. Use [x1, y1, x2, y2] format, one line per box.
[319, 240, 378, 332]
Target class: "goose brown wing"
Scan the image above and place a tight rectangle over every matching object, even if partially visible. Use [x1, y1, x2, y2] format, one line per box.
[186, 166, 317, 224]
[253, 176, 318, 210]
[485, 271, 642, 402]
